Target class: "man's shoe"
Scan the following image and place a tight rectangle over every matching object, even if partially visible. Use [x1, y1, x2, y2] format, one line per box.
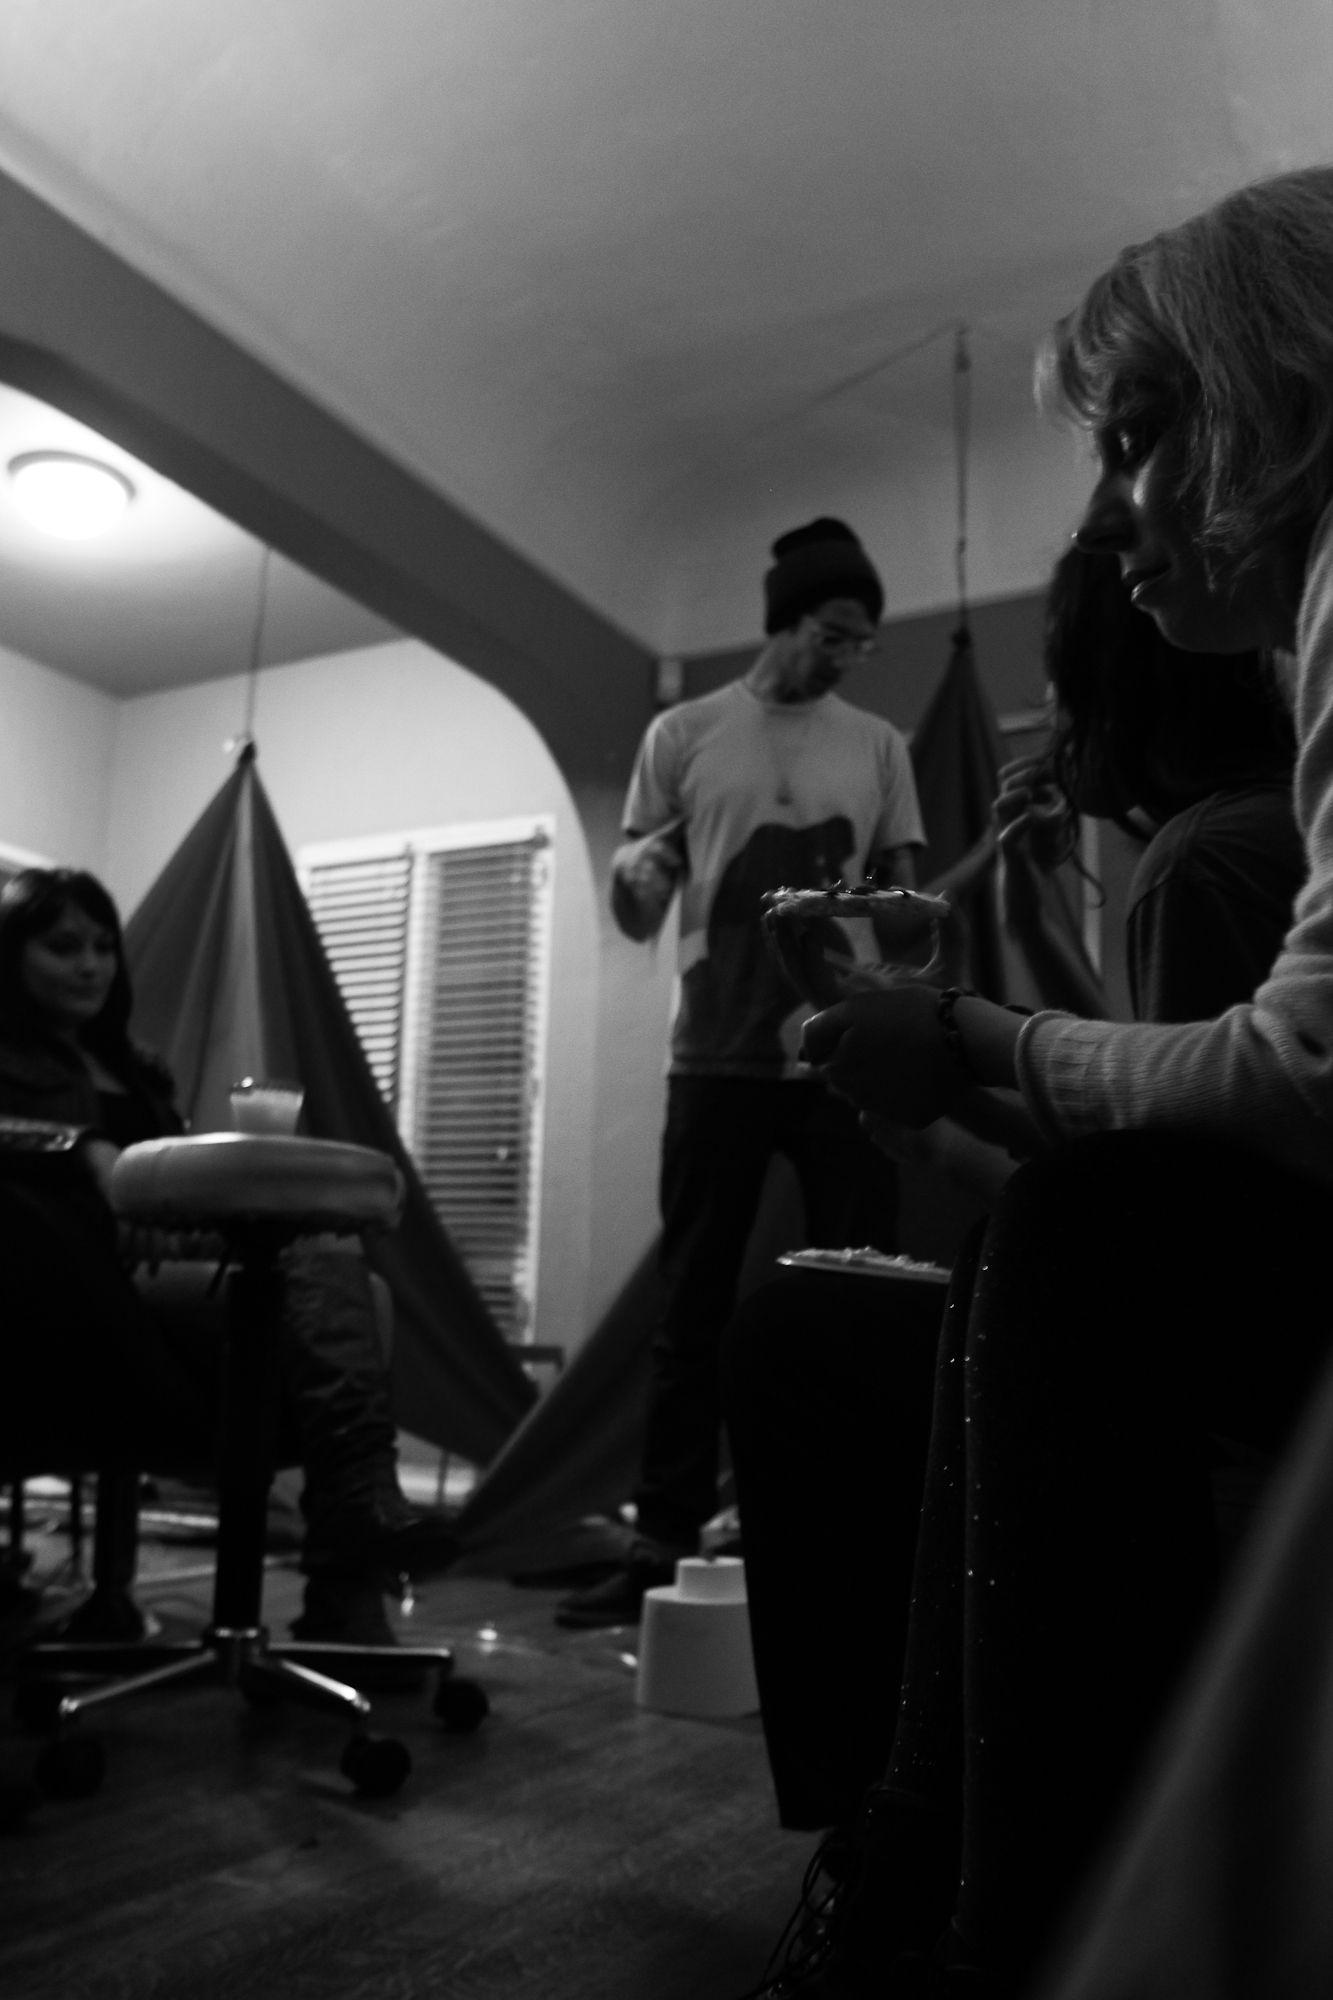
[736, 1785, 957, 1998]
[290, 1575, 429, 1691]
[303, 1493, 461, 1584]
[373, 1502, 462, 1580]
[51, 1585, 148, 1643]
[554, 1553, 677, 1629]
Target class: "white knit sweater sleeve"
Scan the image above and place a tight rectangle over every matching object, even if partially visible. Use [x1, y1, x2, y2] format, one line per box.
[1015, 504, 1333, 1188]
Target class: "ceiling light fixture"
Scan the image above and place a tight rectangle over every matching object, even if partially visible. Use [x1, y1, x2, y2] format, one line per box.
[7, 450, 136, 540]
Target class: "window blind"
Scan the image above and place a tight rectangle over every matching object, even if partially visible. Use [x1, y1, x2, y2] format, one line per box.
[401, 839, 548, 1335]
[299, 821, 552, 1339]
[303, 851, 412, 1106]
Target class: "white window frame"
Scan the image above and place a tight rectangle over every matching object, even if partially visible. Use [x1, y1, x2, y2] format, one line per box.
[298, 816, 554, 1341]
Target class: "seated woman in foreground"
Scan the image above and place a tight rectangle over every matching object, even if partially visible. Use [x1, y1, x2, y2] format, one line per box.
[726, 543, 1301, 1845]
[0, 866, 457, 1650]
[741, 165, 1333, 2000]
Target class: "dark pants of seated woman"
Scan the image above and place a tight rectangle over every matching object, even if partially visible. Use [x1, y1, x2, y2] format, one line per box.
[721, 1266, 944, 1829]
[0, 1175, 401, 1585]
[879, 1131, 1333, 1992]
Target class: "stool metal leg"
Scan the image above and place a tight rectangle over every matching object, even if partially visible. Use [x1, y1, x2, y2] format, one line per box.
[210, 1246, 285, 1639]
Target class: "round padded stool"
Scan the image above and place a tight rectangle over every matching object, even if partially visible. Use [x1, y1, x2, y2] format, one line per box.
[112, 1132, 405, 1240]
[16, 1134, 465, 1803]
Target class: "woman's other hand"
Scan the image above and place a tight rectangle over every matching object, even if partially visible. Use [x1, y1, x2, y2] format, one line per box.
[863, 1109, 1018, 1205]
[994, 755, 1068, 869]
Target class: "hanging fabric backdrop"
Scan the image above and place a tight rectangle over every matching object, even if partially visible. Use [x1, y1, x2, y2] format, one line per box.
[125, 745, 536, 1467]
[117, 652, 1093, 1568]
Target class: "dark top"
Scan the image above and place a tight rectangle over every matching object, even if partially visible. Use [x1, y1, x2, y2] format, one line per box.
[0, 1021, 182, 1142]
[1126, 783, 1306, 1024]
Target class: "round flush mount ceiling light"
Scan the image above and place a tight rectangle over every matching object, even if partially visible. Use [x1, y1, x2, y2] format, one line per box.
[7, 451, 136, 540]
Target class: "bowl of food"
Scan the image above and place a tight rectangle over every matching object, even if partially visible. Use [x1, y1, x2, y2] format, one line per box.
[761, 883, 951, 1009]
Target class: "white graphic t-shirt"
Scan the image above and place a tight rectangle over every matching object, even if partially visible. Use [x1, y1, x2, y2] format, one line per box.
[623, 681, 924, 1076]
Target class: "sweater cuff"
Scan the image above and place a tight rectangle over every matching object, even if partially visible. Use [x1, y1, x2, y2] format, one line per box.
[1013, 1009, 1101, 1147]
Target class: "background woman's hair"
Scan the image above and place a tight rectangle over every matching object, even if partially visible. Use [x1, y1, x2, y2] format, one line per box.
[0, 867, 138, 1067]
[1037, 165, 1333, 579]
[1039, 547, 1295, 855]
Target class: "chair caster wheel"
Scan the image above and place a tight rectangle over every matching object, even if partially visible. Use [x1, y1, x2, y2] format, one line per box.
[340, 1734, 411, 1797]
[34, 1734, 106, 1801]
[13, 1683, 65, 1732]
[433, 1673, 489, 1732]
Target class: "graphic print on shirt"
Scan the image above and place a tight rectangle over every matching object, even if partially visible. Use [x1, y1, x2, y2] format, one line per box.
[678, 816, 857, 1071]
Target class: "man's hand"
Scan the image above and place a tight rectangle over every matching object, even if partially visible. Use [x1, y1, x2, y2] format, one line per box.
[799, 984, 957, 1127]
[610, 827, 686, 941]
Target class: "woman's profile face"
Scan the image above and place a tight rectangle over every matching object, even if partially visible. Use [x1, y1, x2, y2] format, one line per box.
[20, 900, 119, 1031]
[1076, 421, 1304, 655]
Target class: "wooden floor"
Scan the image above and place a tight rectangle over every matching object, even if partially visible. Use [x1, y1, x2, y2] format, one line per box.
[0, 1521, 807, 2000]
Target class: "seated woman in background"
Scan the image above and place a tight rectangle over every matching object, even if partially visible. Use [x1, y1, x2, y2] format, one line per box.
[0, 866, 457, 1651]
[1001, 542, 1300, 1027]
[736, 503, 1312, 1996]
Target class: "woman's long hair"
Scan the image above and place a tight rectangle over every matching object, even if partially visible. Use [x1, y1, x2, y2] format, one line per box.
[1037, 547, 1296, 858]
[1037, 165, 1333, 582]
[0, 867, 138, 1072]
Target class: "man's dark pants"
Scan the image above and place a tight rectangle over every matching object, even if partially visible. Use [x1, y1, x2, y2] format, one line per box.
[632, 1072, 900, 1552]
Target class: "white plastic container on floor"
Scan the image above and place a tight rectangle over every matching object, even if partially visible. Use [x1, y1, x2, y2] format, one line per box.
[634, 1556, 759, 1719]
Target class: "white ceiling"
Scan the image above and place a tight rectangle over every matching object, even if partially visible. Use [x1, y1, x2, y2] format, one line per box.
[0, 0, 1330, 685]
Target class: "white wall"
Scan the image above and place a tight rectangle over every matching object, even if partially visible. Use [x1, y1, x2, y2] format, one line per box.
[105, 636, 602, 1357]
[0, 639, 117, 867]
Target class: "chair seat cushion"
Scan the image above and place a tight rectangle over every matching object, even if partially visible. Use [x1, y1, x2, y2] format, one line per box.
[111, 1134, 404, 1235]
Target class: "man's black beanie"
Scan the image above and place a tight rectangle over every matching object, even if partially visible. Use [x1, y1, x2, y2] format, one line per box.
[762, 517, 885, 635]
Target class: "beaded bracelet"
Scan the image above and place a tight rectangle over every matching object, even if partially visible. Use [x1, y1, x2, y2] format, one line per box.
[935, 986, 979, 1081]
[936, 987, 1035, 1085]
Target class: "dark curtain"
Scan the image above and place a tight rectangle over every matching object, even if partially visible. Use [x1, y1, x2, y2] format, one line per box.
[910, 624, 1102, 1014]
[908, 623, 1008, 1000]
[451, 1243, 659, 1568]
[124, 746, 536, 1465]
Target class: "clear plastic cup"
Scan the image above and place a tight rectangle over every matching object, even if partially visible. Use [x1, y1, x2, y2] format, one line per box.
[229, 1077, 305, 1135]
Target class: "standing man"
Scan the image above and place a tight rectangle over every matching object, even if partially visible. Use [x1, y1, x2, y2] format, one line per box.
[557, 518, 925, 1629]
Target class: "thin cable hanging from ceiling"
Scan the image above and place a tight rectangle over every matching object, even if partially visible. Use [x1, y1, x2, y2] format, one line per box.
[226, 545, 272, 766]
[952, 320, 972, 641]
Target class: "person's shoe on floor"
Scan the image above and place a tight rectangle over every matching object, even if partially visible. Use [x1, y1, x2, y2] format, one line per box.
[735, 1784, 958, 1998]
[51, 1584, 148, 1643]
[553, 1540, 684, 1628]
[289, 1572, 430, 1691]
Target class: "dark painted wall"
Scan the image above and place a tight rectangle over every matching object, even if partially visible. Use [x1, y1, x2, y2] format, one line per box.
[681, 588, 1050, 734]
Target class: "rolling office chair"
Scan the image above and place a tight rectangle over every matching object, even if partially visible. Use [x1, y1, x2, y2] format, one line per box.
[12, 1132, 487, 1806]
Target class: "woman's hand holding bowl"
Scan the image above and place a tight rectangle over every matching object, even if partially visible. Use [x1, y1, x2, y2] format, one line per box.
[799, 983, 956, 1128]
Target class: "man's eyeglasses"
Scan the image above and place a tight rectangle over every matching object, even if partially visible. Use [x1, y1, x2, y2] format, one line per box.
[811, 621, 878, 661]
